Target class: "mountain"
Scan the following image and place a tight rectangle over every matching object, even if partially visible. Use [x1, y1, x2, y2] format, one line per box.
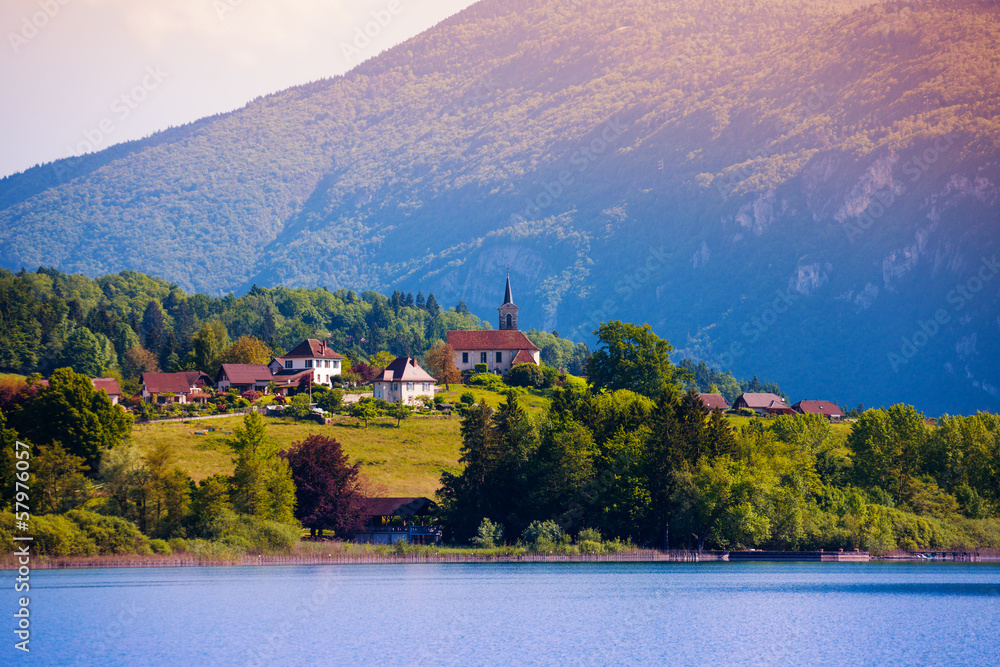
[1, 0, 999, 415]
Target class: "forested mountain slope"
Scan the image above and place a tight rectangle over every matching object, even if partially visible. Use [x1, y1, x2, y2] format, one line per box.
[1, 0, 998, 414]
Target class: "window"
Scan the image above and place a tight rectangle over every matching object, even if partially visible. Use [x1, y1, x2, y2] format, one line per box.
[305, 360, 313, 368]
[462, 352, 469, 364]
[392, 383, 398, 391]
[496, 351, 503, 364]
[423, 383, 430, 392]
[325, 360, 331, 368]
[480, 352, 487, 364]
[285, 360, 293, 369]
[407, 383, 413, 391]
[506, 313, 512, 328]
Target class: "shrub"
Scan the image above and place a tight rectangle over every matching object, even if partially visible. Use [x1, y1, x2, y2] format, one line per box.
[459, 391, 476, 405]
[577, 528, 602, 543]
[471, 518, 505, 548]
[206, 510, 300, 554]
[521, 520, 566, 552]
[149, 539, 172, 555]
[241, 390, 262, 403]
[474, 363, 488, 374]
[739, 408, 756, 417]
[507, 363, 544, 388]
[168, 537, 190, 553]
[317, 389, 344, 413]
[32, 514, 99, 556]
[468, 373, 507, 393]
[65, 510, 152, 555]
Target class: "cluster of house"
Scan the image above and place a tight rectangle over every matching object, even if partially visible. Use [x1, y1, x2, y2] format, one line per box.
[698, 392, 845, 421]
[110, 278, 540, 408]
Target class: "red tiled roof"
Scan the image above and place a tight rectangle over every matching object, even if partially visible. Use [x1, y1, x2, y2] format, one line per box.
[361, 497, 435, 517]
[736, 393, 787, 409]
[283, 339, 343, 359]
[141, 372, 204, 395]
[793, 400, 844, 418]
[376, 357, 437, 383]
[91, 378, 122, 396]
[698, 393, 730, 411]
[217, 364, 274, 386]
[511, 349, 538, 366]
[446, 330, 540, 351]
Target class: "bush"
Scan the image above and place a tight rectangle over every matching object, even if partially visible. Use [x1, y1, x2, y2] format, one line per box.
[32, 514, 99, 556]
[317, 389, 344, 413]
[149, 539, 172, 555]
[474, 363, 488, 374]
[577, 528, 602, 543]
[521, 520, 567, 552]
[738, 408, 756, 417]
[206, 510, 301, 554]
[168, 537, 190, 553]
[241, 390, 262, 403]
[507, 363, 544, 388]
[460, 391, 476, 405]
[471, 518, 505, 548]
[468, 373, 507, 393]
[65, 510, 152, 555]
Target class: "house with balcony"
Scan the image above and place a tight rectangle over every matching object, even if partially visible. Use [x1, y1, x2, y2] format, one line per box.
[269, 338, 343, 387]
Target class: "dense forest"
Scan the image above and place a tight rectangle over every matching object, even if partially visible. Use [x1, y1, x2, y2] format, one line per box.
[441, 388, 1000, 553]
[0, 267, 489, 395]
[1, 0, 997, 414]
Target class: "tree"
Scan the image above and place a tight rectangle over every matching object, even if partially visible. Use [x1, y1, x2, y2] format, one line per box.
[13, 367, 132, 472]
[123, 346, 160, 378]
[283, 394, 313, 419]
[140, 301, 167, 353]
[317, 389, 344, 413]
[189, 475, 231, 537]
[190, 321, 229, 375]
[281, 435, 365, 538]
[425, 293, 440, 317]
[228, 412, 297, 523]
[586, 321, 683, 398]
[848, 404, 928, 503]
[456, 300, 470, 315]
[60, 327, 108, 377]
[388, 401, 412, 428]
[370, 351, 395, 372]
[32, 442, 92, 515]
[424, 342, 460, 389]
[220, 335, 273, 366]
[351, 398, 380, 428]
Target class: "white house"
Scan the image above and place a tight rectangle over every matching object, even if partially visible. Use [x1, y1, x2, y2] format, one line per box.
[447, 275, 540, 374]
[269, 339, 343, 387]
[373, 357, 437, 405]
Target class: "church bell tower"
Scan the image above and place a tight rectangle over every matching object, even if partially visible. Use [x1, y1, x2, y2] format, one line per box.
[498, 274, 519, 331]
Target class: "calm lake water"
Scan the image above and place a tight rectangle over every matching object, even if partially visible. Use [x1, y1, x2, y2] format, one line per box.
[17, 561, 1000, 665]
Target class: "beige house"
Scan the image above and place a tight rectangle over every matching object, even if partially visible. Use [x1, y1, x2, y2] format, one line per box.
[373, 357, 437, 405]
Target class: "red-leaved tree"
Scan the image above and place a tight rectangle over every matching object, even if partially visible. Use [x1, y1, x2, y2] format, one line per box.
[280, 435, 365, 538]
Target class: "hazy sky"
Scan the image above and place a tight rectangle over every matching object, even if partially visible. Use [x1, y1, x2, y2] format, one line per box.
[0, 0, 478, 178]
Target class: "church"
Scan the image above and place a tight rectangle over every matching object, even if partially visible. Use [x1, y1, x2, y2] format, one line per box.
[446, 276, 541, 374]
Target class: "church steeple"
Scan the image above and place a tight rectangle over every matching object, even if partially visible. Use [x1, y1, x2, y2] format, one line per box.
[498, 273, 519, 331]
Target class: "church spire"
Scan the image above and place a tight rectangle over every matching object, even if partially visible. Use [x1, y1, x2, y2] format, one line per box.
[498, 273, 519, 331]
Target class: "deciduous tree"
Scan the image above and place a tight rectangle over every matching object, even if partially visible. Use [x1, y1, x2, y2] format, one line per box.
[281, 435, 365, 538]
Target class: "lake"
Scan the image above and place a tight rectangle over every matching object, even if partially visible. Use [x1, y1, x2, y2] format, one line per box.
[20, 561, 1000, 665]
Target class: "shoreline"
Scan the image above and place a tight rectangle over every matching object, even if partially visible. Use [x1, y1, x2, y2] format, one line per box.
[4, 550, 996, 571]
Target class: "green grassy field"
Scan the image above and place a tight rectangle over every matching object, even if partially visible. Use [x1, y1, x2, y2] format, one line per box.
[132, 412, 465, 497]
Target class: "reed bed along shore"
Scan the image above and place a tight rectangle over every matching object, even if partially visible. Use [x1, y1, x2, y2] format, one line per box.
[3, 549, 724, 570]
